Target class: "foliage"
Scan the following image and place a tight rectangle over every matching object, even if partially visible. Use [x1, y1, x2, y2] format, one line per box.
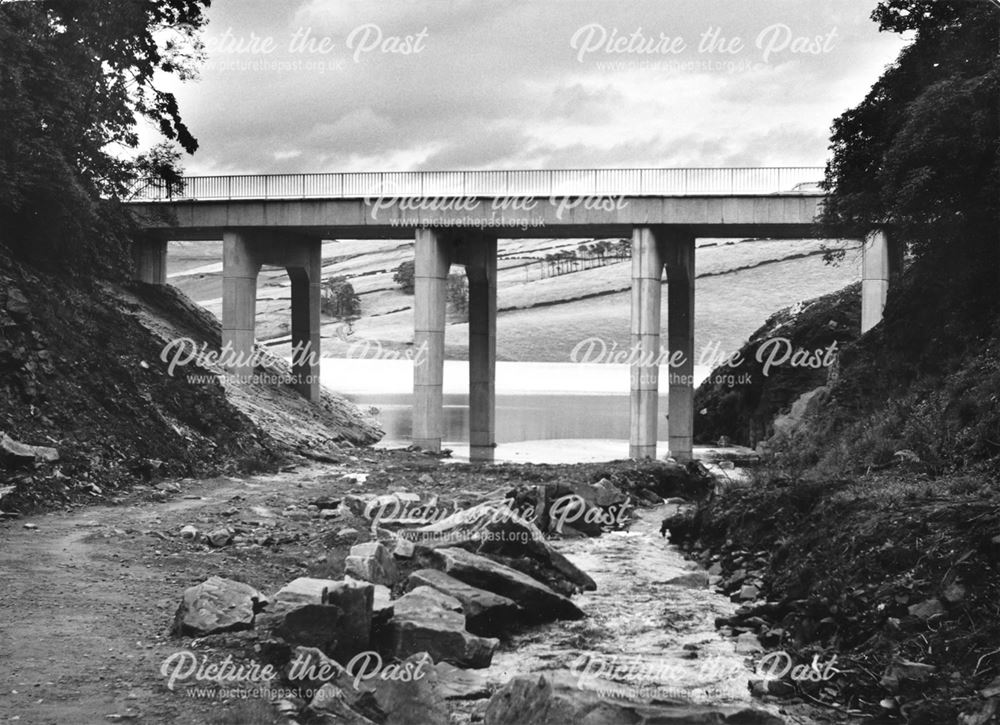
[447, 272, 468, 317]
[693, 283, 862, 446]
[0, 0, 208, 273]
[393, 260, 415, 294]
[320, 276, 361, 320]
[821, 0, 999, 270]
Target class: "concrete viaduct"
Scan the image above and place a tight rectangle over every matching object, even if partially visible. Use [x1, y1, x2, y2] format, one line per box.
[128, 168, 899, 462]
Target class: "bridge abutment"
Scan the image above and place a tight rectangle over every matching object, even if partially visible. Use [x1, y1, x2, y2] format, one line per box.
[861, 229, 901, 333]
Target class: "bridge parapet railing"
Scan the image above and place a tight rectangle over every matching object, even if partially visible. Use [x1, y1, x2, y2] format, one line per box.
[130, 167, 826, 202]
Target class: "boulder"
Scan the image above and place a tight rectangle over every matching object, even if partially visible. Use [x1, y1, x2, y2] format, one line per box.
[172, 576, 267, 636]
[206, 527, 233, 547]
[880, 659, 937, 692]
[485, 672, 786, 725]
[407, 569, 521, 636]
[285, 646, 348, 696]
[431, 661, 491, 700]
[393, 586, 463, 616]
[372, 584, 394, 624]
[273, 577, 373, 661]
[311, 686, 379, 724]
[412, 502, 595, 594]
[382, 589, 499, 669]
[346, 541, 399, 587]
[662, 571, 710, 589]
[908, 598, 945, 620]
[418, 547, 584, 623]
[311, 652, 448, 725]
[0, 432, 59, 468]
[588, 478, 629, 508]
[659, 505, 698, 544]
[263, 603, 344, 655]
[5, 288, 30, 318]
[546, 494, 603, 536]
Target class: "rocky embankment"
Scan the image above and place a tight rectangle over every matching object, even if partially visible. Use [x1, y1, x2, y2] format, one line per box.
[0, 247, 380, 515]
[663, 468, 1000, 725]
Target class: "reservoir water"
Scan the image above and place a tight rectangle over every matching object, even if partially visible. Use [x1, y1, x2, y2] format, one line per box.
[320, 359, 711, 460]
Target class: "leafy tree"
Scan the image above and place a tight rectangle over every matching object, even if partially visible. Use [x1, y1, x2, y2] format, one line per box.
[821, 0, 998, 270]
[0, 0, 208, 273]
[393, 260, 415, 294]
[321, 276, 361, 320]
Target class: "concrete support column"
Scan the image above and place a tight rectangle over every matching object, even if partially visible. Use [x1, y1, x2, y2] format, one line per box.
[287, 238, 323, 402]
[664, 231, 696, 462]
[222, 231, 261, 382]
[413, 229, 451, 452]
[861, 229, 901, 333]
[466, 236, 498, 462]
[629, 227, 664, 459]
[132, 237, 167, 285]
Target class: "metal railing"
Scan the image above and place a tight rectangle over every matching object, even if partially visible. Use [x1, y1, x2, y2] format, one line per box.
[130, 167, 826, 202]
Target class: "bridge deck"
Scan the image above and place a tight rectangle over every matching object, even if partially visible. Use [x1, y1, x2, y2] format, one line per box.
[132, 167, 824, 202]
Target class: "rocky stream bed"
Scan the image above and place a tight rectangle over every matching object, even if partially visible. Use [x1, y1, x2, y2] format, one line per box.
[0, 451, 823, 725]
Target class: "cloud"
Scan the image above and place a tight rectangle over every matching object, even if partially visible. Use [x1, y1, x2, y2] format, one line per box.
[167, 0, 908, 175]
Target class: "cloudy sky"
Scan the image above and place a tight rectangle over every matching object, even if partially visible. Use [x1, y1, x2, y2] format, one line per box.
[162, 0, 909, 175]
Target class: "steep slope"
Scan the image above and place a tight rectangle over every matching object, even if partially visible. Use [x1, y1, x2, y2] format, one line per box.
[0, 247, 381, 513]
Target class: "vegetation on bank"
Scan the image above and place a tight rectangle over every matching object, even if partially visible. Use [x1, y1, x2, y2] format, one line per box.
[688, 3, 1000, 722]
[0, 1, 382, 513]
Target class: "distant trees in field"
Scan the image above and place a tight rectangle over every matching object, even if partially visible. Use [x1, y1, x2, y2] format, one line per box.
[321, 276, 361, 320]
[539, 239, 630, 279]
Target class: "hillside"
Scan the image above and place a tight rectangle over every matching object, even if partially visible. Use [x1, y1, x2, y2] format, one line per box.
[169, 237, 862, 363]
[0, 246, 381, 514]
[682, 263, 1000, 721]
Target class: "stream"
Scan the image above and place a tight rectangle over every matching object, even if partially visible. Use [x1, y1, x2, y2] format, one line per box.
[483, 505, 767, 709]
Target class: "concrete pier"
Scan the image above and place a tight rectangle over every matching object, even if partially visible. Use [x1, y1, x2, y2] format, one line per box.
[129, 168, 884, 456]
[281, 239, 322, 402]
[221, 231, 322, 400]
[629, 227, 665, 459]
[412, 229, 451, 452]
[222, 231, 262, 383]
[132, 238, 167, 285]
[466, 235, 498, 462]
[861, 229, 901, 333]
[664, 230, 695, 462]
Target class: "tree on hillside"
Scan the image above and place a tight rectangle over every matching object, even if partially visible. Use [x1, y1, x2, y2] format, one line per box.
[821, 0, 998, 273]
[0, 0, 209, 272]
[321, 276, 361, 320]
[393, 260, 415, 294]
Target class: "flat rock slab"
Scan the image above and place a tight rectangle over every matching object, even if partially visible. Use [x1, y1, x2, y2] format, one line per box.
[485, 672, 786, 725]
[407, 568, 521, 637]
[418, 547, 584, 623]
[172, 576, 267, 636]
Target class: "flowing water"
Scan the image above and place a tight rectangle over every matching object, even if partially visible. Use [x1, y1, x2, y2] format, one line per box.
[483, 505, 762, 707]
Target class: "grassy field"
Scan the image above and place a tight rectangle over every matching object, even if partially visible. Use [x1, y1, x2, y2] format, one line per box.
[167, 237, 861, 362]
